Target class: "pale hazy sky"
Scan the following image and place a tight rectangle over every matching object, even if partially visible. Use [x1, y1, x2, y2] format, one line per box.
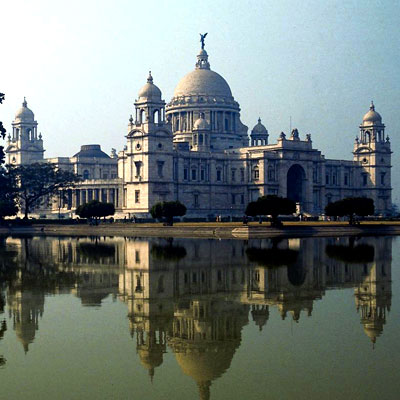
[1, 0, 399, 201]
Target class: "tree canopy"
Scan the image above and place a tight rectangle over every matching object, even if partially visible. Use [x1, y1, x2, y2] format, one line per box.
[325, 197, 374, 224]
[7, 162, 81, 219]
[75, 200, 115, 221]
[150, 201, 187, 225]
[0, 93, 18, 220]
[245, 195, 296, 227]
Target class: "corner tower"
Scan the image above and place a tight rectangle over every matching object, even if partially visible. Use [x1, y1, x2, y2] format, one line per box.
[118, 73, 174, 214]
[353, 102, 392, 214]
[6, 98, 44, 165]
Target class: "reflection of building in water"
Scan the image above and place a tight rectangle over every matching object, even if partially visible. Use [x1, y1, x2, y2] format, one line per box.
[354, 239, 392, 345]
[2, 236, 124, 350]
[169, 299, 248, 400]
[7, 285, 44, 353]
[118, 236, 393, 398]
[0, 235, 393, 391]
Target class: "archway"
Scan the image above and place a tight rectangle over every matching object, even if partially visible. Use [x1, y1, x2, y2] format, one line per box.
[287, 164, 306, 204]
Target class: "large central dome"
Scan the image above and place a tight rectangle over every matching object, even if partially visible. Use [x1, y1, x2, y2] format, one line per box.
[172, 49, 233, 99]
[166, 44, 249, 151]
[173, 68, 233, 98]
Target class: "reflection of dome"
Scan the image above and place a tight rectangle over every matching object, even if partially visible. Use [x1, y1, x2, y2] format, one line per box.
[172, 341, 239, 400]
[138, 72, 162, 101]
[15, 323, 36, 353]
[363, 323, 383, 344]
[362, 101, 382, 125]
[15, 98, 34, 121]
[138, 347, 164, 381]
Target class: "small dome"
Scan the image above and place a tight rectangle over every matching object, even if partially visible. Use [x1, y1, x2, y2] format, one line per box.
[193, 114, 210, 130]
[73, 144, 110, 158]
[362, 101, 382, 125]
[138, 72, 162, 101]
[15, 98, 34, 121]
[251, 118, 267, 134]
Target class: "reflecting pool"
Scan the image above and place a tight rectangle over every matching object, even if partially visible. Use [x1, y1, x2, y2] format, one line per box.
[0, 235, 399, 400]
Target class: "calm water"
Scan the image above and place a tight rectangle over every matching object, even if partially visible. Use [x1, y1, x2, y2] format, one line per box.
[0, 235, 399, 400]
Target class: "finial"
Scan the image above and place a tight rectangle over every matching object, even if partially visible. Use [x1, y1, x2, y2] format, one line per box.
[147, 71, 153, 84]
[39, 132, 42, 139]
[23, 97, 27, 107]
[200, 32, 208, 50]
[370, 100, 375, 111]
[258, 117, 261, 124]
[129, 114, 133, 124]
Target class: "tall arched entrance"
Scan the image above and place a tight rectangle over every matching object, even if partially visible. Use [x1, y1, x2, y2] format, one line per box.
[287, 164, 306, 205]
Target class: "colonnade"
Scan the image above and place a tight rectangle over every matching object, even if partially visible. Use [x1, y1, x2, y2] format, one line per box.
[58, 187, 121, 210]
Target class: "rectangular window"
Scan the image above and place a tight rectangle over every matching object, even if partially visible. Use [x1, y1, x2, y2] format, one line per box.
[216, 169, 222, 181]
[362, 174, 368, 186]
[194, 194, 199, 207]
[381, 173, 385, 185]
[253, 168, 259, 181]
[157, 161, 164, 178]
[201, 168, 205, 181]
[134, 161, 142, 178]
[191, 169, 197, 180]
[231, 169, 236, 182]
[183, 168, 188, 180]
[332, 175, 336, 185]
[135, 251, 140, 263]
[240, 168, 245, 182]
[241, 194, 244, 204]
[344, 174, 348, 185]
[231, 194, 236, 205]
[326, 174, 329, 185]
[135, 190, 140, 203]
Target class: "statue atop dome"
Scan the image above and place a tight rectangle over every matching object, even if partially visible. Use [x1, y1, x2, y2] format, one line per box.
[200, 32, 208, 49]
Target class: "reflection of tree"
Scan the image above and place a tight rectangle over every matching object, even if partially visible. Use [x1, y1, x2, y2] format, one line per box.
[150, 243, 187, 261]
[77, 242, 115, 262]
[325, 244, 374, 264]
[246, 247, 298, 267]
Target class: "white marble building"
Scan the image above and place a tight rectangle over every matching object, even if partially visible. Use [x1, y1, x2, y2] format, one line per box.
[5, 43, 392, 218]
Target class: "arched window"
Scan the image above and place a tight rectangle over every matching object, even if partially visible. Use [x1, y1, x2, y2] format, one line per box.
[140, 109, 146, 123]
[199, 134, 203, 145]
[83, 170, 90, 180]
[154, 110, 159, 123]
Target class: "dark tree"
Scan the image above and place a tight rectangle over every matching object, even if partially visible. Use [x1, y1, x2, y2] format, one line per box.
[245, 195, 296, 227]
[0, 93, 18, 220]
[325, 197, 374, 224]
[75, 200, 115, 223]
[150, 201, 187, 225]
[7, 162, 81, 219]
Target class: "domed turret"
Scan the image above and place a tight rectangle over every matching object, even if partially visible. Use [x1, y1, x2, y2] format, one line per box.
[15, 98, 34, 122]
[138, 72, 162, 102]
[193, 114, 210, 131]
[362, 101, 382, 126]
[250, 118, 269, 146]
